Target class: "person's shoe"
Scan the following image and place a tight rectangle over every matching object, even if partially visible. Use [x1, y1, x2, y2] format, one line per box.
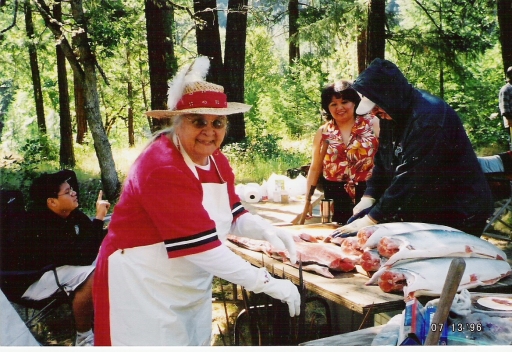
[75, 332, 94, 346]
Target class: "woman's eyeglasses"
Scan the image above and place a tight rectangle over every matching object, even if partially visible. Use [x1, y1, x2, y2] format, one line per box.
[186, 116, 227, 129]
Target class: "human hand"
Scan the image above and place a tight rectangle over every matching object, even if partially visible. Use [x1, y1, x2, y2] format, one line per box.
[274, 228, 297, 264]
[330, 215, 376, 238]
[95, 190, 110, 221]
[302, 200, 313, 219]
[262, 228, 297, 264]
[353, 197, 375, 215]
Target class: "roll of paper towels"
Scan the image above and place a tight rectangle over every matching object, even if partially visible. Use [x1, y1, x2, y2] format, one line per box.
[235, 184, 245, 198]
[243, 184, 261, 203]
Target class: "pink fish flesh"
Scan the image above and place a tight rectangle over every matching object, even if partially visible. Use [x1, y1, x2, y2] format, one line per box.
[360, 249, 386, 272]
[323, 236, 345, 246]
[227, 234, 357, 277]
[368, 257, 512, 298]
[339, 236, 363, 256]
[376, 230, 507, 266]
[294, 241, 358, 272]
[298, 232, 320, 243]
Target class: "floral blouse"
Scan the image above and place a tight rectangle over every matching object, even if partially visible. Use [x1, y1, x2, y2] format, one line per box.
[321, 115, 379, 198]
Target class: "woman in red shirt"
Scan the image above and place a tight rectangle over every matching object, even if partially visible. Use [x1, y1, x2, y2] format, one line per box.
[305, 80, 379, 224]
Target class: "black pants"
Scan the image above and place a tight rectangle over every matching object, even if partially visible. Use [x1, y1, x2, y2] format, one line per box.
[322, 180, 367, 224]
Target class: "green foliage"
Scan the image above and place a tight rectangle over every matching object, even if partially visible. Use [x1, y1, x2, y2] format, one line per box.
[0, 0, 510, 193]
[75, 176, 105, 217]
[223, 134, 281, 161]
[244, 28, 326, 140]
[84, 0, 138, 57]
[223, 134, 309, 184]
[0, 135, 59, 207]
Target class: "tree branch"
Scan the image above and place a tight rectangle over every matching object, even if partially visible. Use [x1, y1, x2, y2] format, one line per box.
[413, 0, 442, 32]
[0, 0, 18, 34]
[31, 0, 85, 79]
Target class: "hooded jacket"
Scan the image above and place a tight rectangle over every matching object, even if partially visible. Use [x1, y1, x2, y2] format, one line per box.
[352, 59, 493, 234]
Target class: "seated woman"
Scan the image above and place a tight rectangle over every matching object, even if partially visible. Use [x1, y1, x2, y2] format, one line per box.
[304, 80, 379, 224]
[22, 170, 110, 346]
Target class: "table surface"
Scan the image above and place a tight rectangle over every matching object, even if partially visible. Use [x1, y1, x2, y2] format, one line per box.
[227, 223, 512, 316]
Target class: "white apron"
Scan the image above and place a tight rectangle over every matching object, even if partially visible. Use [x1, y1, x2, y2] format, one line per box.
[107, 138, 233, 346]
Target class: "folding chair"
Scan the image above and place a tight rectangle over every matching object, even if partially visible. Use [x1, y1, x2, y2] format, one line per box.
[0, 189, 73, 340]
[478, 152, 512, 241]
[0, 265, 71, 331]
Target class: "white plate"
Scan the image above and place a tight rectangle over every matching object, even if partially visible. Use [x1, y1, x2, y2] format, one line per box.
[477, 296, 512, 311]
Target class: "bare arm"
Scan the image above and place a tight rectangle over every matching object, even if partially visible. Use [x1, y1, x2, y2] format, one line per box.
[371, 116, 380, 138]
[95, 190, 110, 221]
[304, 128, 327, 216]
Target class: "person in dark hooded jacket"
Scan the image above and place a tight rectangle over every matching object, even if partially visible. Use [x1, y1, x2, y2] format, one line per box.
[332, 58, 493, 237]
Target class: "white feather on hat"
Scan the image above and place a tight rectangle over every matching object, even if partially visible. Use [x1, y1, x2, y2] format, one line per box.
[166, 56, 210, 111]
[146, 56, 252, 119]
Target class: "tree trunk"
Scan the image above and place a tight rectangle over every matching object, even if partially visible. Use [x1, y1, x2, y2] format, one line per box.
[139, 54, 152, 129]
[366, 0, 386, 66]
[194, 0, 223, 84]
[127, 48, 134, 147]
[128, 88, 134, 147]
[223, 0, 248, 144]
[31, 0, 121, 198]
[498, 0, 512, 74]
[438, 4, 444, 99]
[357, 25, 367, 73]
[54, 2, 75, 167]
[74, 71, 88, 144]
[24, 0, 46, 134]
[145, 0, 176, 132]
[68, 0, 120, 201]
[288, 0, 300, 66]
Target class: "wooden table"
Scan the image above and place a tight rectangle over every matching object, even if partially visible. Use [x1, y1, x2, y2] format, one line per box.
[227, 223, 512, 333]
[226, 223, 406, 329]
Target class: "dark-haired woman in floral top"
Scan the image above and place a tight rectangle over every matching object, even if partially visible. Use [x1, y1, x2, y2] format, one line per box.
[304, 80, 379, 224]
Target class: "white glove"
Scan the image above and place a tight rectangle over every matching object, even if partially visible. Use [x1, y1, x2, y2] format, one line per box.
[252, 268, 300, 317]
[353, 197, 375, 215]
[231, 214, 298, 264]
[331, 215, 377, 237]
[272, 228, 297, 264]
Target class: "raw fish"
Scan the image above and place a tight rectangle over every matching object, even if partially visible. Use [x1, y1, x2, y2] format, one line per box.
[227, 234, 357, 278]
[361, 222, 463, 249]
[339, 237, 363, 256]
[360, 249, 386, 272]
[376, 230, 507, 266]
[293, 241, 358, 272]
[367, 257, 512, 298]
[296, 232, 320, 243]
[324, 236, 346, 246]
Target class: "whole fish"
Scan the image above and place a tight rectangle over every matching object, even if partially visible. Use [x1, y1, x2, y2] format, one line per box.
[377, 230, 507, 266]
[367, 257, 512, 298]
[360, 222, 463, 249]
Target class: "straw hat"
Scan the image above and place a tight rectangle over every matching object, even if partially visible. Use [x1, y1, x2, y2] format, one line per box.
[146, 57, 252, 118]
